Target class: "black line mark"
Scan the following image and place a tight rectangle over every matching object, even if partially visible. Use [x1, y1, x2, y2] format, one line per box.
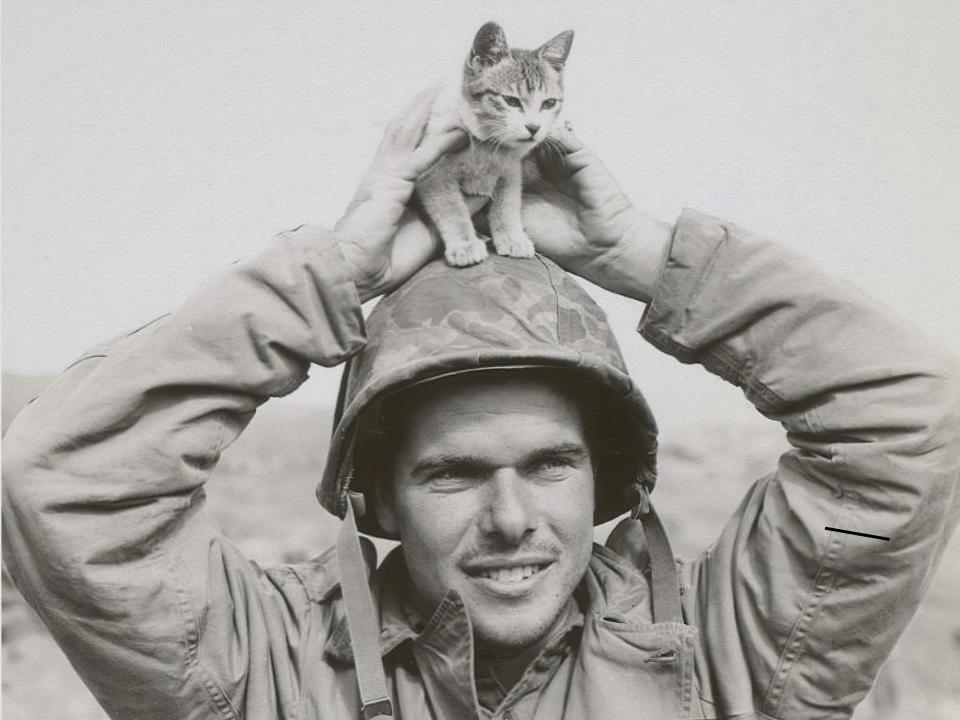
[825, 526, 890, 541]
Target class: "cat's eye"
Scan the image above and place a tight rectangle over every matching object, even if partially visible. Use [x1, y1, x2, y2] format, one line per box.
[541, 98, 558, 110]
[501, 95, 522, 108]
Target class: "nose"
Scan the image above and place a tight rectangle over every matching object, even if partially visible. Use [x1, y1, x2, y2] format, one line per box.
[479, 471, 536, 543]
[525, 123, 540, 138]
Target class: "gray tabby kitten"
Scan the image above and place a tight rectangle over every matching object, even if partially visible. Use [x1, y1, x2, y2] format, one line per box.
[418, 22, 574, 266]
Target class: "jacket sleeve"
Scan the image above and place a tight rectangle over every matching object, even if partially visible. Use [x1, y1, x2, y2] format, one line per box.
[639, 210, 960, 719]
[2, 224, 366, 719]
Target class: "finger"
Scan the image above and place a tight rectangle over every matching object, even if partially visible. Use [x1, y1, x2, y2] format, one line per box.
[389, 83, 443, 146]
[406, 128, 469, 178]
[534, 120, 593, 179]
[547, 119, 585, 154]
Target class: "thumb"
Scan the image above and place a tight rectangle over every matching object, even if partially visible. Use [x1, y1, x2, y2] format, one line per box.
[549, 120, 585, 154]
[534, 120, 589, 177]
[408, 128, 469, 178]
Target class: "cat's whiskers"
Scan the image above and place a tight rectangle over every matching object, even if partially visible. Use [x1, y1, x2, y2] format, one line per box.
[476, 134, 504, 156]
[480, 129, 510, 156]
[540, 136, 568, 167]
[494, 131, 513, 155]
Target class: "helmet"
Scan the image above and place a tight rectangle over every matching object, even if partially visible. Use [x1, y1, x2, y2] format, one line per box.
[317, 254, 658, 537]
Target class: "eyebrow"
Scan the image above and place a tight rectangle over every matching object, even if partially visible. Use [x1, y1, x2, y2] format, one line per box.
[525, 443, 590, 466]
[410, 442, 589, 478]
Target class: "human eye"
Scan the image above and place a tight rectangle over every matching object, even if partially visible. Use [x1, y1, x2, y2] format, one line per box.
[527, 456, 575, 479]
[540, 98, 558, 110]
[501, 94, 522, 108]
[425, 465, 479, 491]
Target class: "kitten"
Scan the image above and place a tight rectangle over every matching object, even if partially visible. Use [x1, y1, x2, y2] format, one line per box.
[417, 22, 574, 267]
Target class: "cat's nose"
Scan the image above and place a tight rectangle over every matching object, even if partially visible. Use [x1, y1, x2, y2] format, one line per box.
[525, 123, 540, 137]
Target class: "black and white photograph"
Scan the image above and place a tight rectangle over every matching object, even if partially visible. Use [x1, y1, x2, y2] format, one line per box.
[3, 2, 959, 718]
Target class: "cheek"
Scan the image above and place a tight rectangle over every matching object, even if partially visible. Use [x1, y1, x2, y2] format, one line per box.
[541, 108, 561, 127]
[567, 479, 597, 564]
[542, 474, 595, 535]
[500, 109, 521, 128]
[396, 494, 479, 608]
[477, 98, 510, 126]
[397, 492, 475, 559]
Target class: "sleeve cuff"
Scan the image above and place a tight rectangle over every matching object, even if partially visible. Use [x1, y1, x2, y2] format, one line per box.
[638, 209, 730, 363]
[237, 222, 367, 370]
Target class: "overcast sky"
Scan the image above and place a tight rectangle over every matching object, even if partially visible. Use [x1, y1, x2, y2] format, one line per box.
[3, 0, 959, 433]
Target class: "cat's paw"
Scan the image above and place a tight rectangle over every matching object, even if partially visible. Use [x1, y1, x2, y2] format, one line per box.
[445, 237, 489, 267]
[493, 232, 535, 259]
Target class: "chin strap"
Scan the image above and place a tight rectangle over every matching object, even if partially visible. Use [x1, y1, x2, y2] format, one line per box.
[631, 488, 684, 624]
[336, 492, 393, 719]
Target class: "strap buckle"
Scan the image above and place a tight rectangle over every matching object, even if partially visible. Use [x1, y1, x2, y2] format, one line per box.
[630, 483, 651, 519]
[361, 697, 393, 719]
[349, 490, 367, 518]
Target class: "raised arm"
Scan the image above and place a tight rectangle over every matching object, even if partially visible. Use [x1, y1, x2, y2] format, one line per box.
[1, 89, 468, 719]
[2, 226, 365, 719]
[524, 133, 960, 719]
[642, 211, 959, 718]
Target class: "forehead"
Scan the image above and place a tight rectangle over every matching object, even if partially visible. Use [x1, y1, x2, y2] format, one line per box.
[478, 51, 563, 95]
[388, 372, 586, 449]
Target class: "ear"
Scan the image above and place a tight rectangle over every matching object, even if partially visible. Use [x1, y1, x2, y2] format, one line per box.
[471, 21, 510, 68]
[537, 29, 574, 69]
[371, 480, 400, 536]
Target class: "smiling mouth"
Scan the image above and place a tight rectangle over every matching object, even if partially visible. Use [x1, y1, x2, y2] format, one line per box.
[473, 564, 550, 583]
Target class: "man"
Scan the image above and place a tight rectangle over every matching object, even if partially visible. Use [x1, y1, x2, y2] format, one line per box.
[3, 89, 958, 720]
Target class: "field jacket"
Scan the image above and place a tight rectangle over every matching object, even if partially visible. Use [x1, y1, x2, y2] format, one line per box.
[3, 210, 959, 719]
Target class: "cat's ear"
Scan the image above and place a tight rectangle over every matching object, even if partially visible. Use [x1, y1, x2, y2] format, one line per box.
[537, 30, 574, 69]
[470, 21, 510, 68]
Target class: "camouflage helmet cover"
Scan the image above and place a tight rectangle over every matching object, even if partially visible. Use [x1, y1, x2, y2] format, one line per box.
[317, 254, 658, 538]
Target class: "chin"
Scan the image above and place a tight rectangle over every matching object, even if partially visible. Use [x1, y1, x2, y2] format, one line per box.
[470, 605, 561, 654]
[462, 577, 571, 654]
[513, 139, 541, 156]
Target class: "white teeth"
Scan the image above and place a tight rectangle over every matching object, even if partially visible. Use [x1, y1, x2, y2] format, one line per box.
[478, 565, 545, 583]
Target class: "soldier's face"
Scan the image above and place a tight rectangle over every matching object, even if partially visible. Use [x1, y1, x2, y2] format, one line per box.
[376, 374, 595, 655]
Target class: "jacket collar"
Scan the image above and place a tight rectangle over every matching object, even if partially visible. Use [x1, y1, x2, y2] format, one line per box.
[324, 547, 418, 664]
[323, 542, 648, 666]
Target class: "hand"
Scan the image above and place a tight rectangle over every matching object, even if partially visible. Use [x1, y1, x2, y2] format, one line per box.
[334, 86, 469, 302]
[520, 122, 672, 303]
